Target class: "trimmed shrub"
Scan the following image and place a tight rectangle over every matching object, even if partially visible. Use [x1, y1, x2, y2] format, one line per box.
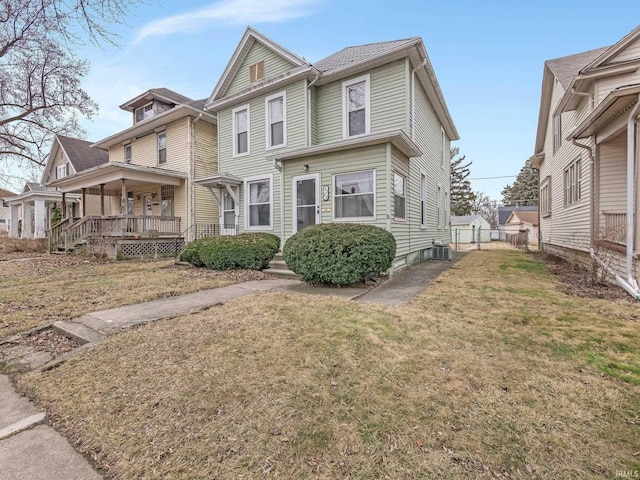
[180, 233, 279, 270]
[283, 223, 396, 286]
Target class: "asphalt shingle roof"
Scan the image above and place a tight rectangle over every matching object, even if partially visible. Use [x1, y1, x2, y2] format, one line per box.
[313, 38, 420, 73]
[451, 214, 482, 225]
[148, 88, 193, 105]
[0, 187, 15, 197]
[57, 135, 109, 172]
[509, 210, 539, 226]
[498, 206, 538, 226]
[545, 46, 611, 89]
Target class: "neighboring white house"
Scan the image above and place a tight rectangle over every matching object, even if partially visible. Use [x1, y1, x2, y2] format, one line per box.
[530, 25, 640, 298]
[0, 187, 16, 233]
[504, 210, 539, 246]
[451, 214, 491, 243]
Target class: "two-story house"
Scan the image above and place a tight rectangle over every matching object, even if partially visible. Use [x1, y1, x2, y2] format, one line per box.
[197, 27, 458, 271]
[531, 25, 640, 298]
[46, 88, 218, 255]
[4, 134, 108, 239]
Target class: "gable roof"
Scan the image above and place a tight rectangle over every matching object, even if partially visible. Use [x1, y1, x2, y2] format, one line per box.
[41, 135, 108, 184]
[25, 182, 46, 192]
[313, 38, 420, 73]
[507, 210, 539, 226]
[0, 187, 15, 198]
[498, 205, 538, 226]
[582, 25, 640, 71]
[207, 27, 310, 104]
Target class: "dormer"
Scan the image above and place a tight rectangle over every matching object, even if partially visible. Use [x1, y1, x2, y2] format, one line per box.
[119, 88, 194, 125]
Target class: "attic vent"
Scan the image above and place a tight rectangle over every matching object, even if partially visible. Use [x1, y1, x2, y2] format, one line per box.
[249, 61, 264, 83]
[431, 244, 451, 261]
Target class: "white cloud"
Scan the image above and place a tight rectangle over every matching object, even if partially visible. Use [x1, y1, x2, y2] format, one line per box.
[133, 0, 317, 44]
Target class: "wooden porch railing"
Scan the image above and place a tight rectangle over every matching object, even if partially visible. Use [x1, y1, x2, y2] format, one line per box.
[603, 211, 626, 244]
[48, 215, 182, 253]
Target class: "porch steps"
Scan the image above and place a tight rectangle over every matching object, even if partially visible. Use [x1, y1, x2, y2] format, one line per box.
[264, 254, 299, 280]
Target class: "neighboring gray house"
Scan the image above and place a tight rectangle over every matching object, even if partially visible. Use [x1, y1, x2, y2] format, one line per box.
[197, 27, 458, 272]
[451, 214, 491, 243]
[5, 135, 108, 238]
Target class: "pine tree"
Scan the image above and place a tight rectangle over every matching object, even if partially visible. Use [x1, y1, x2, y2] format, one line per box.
[450, 147, 476, 216]
[502, 158, 538, 206]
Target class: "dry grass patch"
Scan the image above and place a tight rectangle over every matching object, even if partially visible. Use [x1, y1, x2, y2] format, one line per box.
[0, 257, 270, 339]
[18, 249, 640, 479]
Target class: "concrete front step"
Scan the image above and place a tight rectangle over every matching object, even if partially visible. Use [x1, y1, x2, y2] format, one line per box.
[52, 321, 104, 345]
[263, 267, 300, 280]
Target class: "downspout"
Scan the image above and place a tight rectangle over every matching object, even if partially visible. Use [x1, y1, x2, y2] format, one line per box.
[625, 96, 640, 292]
[190, 114, 203, 241]
[571, 137, 596, 255]
[307, 74, 319, 147]
[411, 58, 427, 141]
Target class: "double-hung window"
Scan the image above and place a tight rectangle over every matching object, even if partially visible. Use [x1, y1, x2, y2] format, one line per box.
[342, 74, 370, 138]
[564, 158, 581, 206]
[420, 172, 427, 226]
[135, 102, 154, 123]
[553, 114, 562, 153]
[541, 177, 551, 216]
[124, 144, 132, 164]
[246, 175, 272, 229]
[334, 170, 375, 219]
[157, 131, 166, 165]
[233, 105, 250, 156]
[393, 172, 406, 220]
[56, 164, 69, 179]
[437, 185, 443, 228]
[266, 91, 286, 149]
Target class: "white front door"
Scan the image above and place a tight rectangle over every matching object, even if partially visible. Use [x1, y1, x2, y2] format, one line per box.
[220, 189, 237, 235]
[292, 173, 320, 233]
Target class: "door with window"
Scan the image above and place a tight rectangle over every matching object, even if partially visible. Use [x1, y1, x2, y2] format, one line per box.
[220, 189, 237, 235]
[293, 173, 320, 233]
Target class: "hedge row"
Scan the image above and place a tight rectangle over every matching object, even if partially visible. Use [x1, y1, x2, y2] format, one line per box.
[180, 233, 279, 270]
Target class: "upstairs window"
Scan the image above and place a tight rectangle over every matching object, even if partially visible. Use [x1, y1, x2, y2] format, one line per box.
[393, 172, 406, 220]
[564, 158, 581, 206]
[553, 114, 562, 153]
[135, 102, 154, 123]
[157, 131, 166, 165]
[441, 127, 446, 169]
[266, 92, 286, 149]
[249, 61, 264, 83]
[124, 144, 132, 164]
[420, 172, 427, 226]
[233, 105, 250, 156]
[342, 74, 370, 138]
[56, 163, 69, 179]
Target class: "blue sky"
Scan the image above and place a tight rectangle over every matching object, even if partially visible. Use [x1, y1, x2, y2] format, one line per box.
[75, 0, 640, 200]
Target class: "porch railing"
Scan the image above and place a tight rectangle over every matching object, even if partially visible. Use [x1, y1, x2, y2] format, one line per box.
[48, 215, 182, 253]
[48, 217, 80, 252]
[603, 211, 626, 244]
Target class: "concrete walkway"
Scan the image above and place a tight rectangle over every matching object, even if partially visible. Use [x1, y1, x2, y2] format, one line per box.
[0, 257, 462, 479]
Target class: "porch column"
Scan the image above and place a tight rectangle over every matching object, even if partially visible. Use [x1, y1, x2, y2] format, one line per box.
[61, 193, 67, 219]
[81, 188, 86, 216]
[21, 202, 33, 238]
[121, 179, 127, 214]
[9, 204, 19, 237]
[34, 199, 46, 238]
[100, 184, 105, 216]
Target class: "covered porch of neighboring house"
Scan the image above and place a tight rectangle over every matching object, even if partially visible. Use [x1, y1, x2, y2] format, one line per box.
[194, 173, 241, 237]
[46, 162, 187, 256]
[4, 190, 80, 239]
[570, 84, 640, 297]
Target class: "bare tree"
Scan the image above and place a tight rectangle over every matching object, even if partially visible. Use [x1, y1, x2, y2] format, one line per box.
[0, 0, 142, 184]
[472, 190, 498, 228]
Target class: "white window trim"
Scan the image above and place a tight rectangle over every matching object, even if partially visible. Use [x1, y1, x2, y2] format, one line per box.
[541, 177, 551, 217]
[393, 171, 407, 221]
[437, 182, 443, 229]
[564, 157, 581, 207]
[56, 164, 68, 179]
[157, 131, 166, 165]
[441, 126, 446, 170]
[244, 173, 273, 231]
[420, 169, 427, 229]
[232, 104, 250, 157]
[342, 74, 371, 139]
[135, 101, 154, 123]
[124, 143, 132, 164]
[265, 91, 287, 150]
[332, 169, 376, 221]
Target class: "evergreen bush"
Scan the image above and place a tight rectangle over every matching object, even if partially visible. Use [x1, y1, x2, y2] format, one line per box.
[180, 233, 279, 270]
[283, 223, 396, 286]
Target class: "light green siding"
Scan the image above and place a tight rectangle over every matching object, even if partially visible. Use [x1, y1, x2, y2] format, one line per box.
[390, 147, 411, 256]
[227, 42, 298, 97]
[315, 59, 409, 144]
[281, 145, 388, 242]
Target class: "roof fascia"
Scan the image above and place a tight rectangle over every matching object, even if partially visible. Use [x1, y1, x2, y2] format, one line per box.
[207, 27, 309, 105]
[41, 135, 62, 184]
[119, 91, 188, 112]
[534, 66, 555, 155]
[581, 26, 640, 72]
[92, 105, 215, 149]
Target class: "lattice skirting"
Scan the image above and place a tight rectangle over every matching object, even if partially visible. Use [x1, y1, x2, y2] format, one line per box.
[116, 238, 184, 259]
